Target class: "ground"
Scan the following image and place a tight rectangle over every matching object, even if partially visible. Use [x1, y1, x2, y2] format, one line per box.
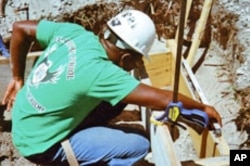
[1, 0, 250, 165]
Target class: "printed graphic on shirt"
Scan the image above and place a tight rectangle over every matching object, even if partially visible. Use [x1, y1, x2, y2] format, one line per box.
[25, 36, 77, 113]
[26, 89, 46, 113]
[55, 36, 77, 80]
[29, 44, 65, 87]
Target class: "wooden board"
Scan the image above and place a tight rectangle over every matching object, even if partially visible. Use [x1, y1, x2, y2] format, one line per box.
[0, 51, 42, 64]
[143, 52, 194, 98]
[143, 52, 172, 88]
[187, 0, 213, 65]
[150, 112, 181, 166]
[142, 51, 230, 165]
[166, 38, 230, 159]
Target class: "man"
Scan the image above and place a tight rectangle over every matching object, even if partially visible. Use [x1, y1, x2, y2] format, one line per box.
[2, 10, 221, 165]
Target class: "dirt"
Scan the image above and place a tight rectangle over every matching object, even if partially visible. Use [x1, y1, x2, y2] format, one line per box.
[1, 0, 250, 165]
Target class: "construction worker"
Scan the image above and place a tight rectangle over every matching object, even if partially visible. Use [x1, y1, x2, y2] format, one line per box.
[2, 10, 221, 165]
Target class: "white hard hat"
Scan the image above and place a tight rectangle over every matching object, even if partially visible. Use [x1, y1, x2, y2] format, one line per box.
[107, 10, 156, 59]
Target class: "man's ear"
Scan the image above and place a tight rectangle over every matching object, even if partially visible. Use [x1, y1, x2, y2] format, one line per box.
[120, 53, 131, 64]
[120, 53, 134, 71]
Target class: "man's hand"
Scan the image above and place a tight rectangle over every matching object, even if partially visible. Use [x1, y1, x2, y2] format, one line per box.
[203, 105, 222, 127]
[2, 77, 24, 111]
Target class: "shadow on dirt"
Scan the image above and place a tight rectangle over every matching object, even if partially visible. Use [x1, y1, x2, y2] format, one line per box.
[0, 105, 11, 132]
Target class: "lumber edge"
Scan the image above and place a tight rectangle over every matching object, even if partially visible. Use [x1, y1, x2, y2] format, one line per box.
[150, 111, 182, 166]
[0, 51, 42, 64]
[166, 39, 230, 158]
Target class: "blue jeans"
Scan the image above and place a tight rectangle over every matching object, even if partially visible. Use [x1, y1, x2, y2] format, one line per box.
[26, 102, 150, 165]
[65, 126, 149, 165]
[0, 35, 10, 58]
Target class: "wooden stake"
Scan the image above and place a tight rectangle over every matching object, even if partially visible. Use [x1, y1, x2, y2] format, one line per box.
[187, 0, 213, 65]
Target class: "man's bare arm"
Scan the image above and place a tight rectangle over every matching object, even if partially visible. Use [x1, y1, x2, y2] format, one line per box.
[10, 20, 38, 79]
[2, 21, 38, 110]
[122, 83, 222, 125]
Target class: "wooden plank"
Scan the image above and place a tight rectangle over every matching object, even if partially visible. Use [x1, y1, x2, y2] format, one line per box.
[140, 78, 154, 132]
[143, 52, 172, 88]
[181, 59, 230, 158]
[188, 128, 230, 158]
[187, 0, 213, 65]
[175, 0, 193, 42]
[0, 51, 42, 64]
[139, 77, 182, 165]
[194, 156, 229, 165]
[143, 0, 229, 164]
[150, 112, 181, 166]
[143, 51, 194, 98]
[181, 60, 209, 102]
[140, 76, 181, 166]
[166, 31, 229, 159]
[0, 56, 9, 64]
[143, 52, 229, 164]
[166, 40, 195, 97]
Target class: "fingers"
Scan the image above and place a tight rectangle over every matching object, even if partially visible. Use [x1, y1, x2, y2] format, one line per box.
[208, 112, 221, 127]
[217, 114, 222, 126]
[1, 99, 14, 111]
[204, 106, 222, 127]
[208, 118, 220, 129]
[212, 109, 222, 126]
[2, 89, 13, 105]
[6, 98, 15, 111]
[2, 88, 16, 111]
[2, 80, 16, 105]
[2, 79, 23, 111]
[2, 93, 15, 111]
[2, 90, 10, 105]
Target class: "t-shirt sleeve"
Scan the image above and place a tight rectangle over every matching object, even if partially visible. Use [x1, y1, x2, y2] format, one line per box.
[36, 20, 58, 48]
[36, 20, 84, 48]
[87, 62, 140, 106]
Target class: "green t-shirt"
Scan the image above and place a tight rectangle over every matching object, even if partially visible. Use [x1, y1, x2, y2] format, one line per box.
[12, 20, 140, 156]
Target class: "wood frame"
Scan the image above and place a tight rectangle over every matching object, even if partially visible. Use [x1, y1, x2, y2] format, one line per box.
[0, 51, 42, 64]
[142, 51, 230, 166]
[141, 0, 230, 165]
